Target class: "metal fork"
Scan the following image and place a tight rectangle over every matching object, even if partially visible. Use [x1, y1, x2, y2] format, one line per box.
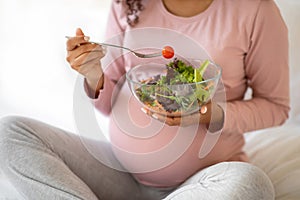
[65, 36, 162, 58]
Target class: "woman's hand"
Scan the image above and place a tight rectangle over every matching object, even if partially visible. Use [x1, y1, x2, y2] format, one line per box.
[66, 28, 106, 97]
[142, 102, 224, 130]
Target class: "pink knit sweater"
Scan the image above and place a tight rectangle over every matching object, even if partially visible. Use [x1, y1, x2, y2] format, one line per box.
[90, 0, 290, 187]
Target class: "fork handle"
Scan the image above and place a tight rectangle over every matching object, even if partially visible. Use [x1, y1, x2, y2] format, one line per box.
[65, 36, 133, 52]
[91, 41, 133, 52]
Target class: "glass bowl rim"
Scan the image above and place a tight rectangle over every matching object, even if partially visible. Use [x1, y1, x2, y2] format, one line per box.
[126, 59, 222, 87]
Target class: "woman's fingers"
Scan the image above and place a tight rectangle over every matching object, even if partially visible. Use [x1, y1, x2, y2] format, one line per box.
[66, 36, 90, 51]
[66, 28, 90, 51]
[142, 107, 201, 127]
[142, 103, 211, 126]
[69, 50, 104, 70]
[65, 28, 105, 91]
[76, 28, 85, 36]
[180, 113, 201, 126]
[152, 113, 200, 126]
[66, 43, 104, 64]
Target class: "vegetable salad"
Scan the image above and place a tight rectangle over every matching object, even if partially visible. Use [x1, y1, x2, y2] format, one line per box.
[136, 58, 215, 115]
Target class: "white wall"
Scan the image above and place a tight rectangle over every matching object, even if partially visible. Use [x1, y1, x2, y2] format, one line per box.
[0, 0, 111, 132]
[0, 0, 111, 198]
[275, 0, 300, 122]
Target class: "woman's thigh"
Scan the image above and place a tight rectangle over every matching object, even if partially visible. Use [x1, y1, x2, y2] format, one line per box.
[0, 116, 169, 200]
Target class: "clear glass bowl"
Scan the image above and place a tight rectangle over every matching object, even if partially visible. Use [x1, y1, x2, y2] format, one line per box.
[126, 59, 222, 117]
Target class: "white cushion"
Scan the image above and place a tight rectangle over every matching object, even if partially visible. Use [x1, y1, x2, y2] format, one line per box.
[244, 123, 300, 200]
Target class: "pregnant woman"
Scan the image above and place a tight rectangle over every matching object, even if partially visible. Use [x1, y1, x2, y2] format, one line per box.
[0, 0, 289, 199]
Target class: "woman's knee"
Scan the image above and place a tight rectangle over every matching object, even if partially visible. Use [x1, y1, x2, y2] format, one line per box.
[0, 116, 21, 162]
[0, 115, 32, 154]
[202, 162, 275, 200]
[0, 115, 21, 137]
[0, 115, 27, 137]
[166, 162, 275, 200]
[224, 162, 275, 200]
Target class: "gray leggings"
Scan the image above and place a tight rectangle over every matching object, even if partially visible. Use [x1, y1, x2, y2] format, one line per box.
[0, 116, 275, 200]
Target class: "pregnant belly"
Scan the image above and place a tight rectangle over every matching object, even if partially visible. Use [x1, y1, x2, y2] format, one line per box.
[109, 114, 209, 187]
[108, 83, 244, 187]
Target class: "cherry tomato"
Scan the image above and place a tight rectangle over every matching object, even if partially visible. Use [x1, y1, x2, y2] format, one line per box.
[162, 46, 174, 59]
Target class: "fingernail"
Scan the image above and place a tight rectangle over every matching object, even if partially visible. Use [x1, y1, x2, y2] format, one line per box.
[141, 108, 147, 114]
[200, 106, 208, 114]
[84, 36, 90, 41]
[152, 114, 158, 119]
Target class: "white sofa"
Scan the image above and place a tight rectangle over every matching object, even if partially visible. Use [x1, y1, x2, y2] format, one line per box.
[0, 0, 299, 199]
